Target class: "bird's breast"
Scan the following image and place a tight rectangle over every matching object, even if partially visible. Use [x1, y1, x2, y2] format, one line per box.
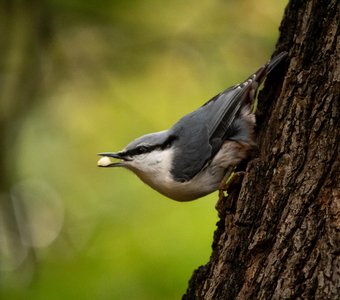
[136, 165, 224, 201]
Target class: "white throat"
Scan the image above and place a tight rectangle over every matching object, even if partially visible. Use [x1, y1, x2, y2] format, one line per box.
[124, 147, 221, 201]
[126, 148, 174, 190]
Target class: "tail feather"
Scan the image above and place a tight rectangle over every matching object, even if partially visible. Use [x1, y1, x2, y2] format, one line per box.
[266, 52, 288, 74]
[252, 51, 288, 85]
[203, 52, 288, 139]
[249, 51, 288, 111]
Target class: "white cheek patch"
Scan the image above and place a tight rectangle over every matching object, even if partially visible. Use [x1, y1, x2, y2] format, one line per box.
[97, 156, 112, 167]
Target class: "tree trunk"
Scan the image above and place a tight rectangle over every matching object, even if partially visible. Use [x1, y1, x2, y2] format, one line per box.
[183, 0, 339, 299]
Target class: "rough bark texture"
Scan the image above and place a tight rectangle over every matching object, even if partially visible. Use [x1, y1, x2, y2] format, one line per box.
[183, 0, 339, 299]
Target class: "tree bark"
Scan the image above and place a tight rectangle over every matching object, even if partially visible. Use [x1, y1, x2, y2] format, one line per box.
[183, 0, 339, 299]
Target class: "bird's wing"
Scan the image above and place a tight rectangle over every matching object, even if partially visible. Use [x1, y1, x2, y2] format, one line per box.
[171, 82, 256, 182]
[204, 81, 254, 154]
[170, 110, 212, 182]
[205, 52, 287, 154]
[170, 52, 287, 181]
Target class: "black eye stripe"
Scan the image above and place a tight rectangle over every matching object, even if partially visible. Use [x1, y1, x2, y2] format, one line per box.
[160, 135, 176, 150]
[136, 146, 149, 154]
[127, 145, 153, 156]
[126, 135, 177, 157]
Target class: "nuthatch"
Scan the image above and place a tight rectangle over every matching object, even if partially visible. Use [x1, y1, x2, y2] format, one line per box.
[98, 52, 287, 201]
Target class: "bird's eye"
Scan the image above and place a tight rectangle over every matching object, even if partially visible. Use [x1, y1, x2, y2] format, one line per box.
[135, 146, 148, 155]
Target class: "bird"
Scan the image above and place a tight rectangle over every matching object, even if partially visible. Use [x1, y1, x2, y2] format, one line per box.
[97, 52, 287, 201]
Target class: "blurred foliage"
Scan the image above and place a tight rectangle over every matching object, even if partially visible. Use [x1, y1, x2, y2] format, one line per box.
[0, 0, 287, 299]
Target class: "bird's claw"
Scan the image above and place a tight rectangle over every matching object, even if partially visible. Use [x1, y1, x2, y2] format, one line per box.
[216, 170, 245, 216]
[218, 166, 236, 200]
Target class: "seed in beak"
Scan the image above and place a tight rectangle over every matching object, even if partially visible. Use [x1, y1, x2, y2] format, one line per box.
[97, 156, 112, 167]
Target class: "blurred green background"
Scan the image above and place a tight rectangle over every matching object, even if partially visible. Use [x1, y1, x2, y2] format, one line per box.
[0, 0, 286, 299]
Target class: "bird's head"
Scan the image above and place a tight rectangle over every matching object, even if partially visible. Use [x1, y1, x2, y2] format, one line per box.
[97, 130, 176, 179]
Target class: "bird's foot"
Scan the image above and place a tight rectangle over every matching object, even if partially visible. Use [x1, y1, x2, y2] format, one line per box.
[216, 170, 245, 216]
[218, 166, 236, 200]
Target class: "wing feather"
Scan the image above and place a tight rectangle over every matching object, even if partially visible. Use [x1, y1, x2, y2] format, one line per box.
[170, 52, 287, 181]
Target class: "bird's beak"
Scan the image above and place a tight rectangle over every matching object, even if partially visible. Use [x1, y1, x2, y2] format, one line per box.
[97, 152, 130, 167]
